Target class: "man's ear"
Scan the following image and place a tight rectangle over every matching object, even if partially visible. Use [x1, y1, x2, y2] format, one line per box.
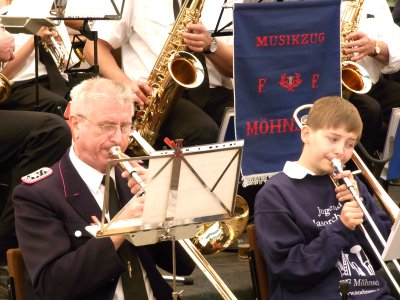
[301, 125, 311, 144]
[69, 115, 80, 140]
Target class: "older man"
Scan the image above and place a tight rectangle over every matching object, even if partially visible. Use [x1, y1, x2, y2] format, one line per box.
[13, 77, 194, 300]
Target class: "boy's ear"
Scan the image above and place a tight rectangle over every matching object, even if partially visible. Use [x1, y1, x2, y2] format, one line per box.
[301, 125, 311, 143]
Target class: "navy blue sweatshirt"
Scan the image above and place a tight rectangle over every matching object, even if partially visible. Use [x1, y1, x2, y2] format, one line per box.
[254, 169, 394, 299]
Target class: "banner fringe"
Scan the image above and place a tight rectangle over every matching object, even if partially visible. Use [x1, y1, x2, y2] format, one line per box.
[241, 172, 277, 187]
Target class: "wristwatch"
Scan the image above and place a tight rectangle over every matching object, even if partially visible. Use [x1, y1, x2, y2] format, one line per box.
[372, 40, 381, 57]
[203, 37, 217, 54]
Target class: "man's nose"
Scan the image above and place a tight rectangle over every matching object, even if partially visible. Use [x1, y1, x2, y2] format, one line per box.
[109, 126, 124, 143]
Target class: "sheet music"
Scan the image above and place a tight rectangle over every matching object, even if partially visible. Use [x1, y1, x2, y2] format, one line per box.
[63, 0, 119, 19]
[6, 0, 53, 18]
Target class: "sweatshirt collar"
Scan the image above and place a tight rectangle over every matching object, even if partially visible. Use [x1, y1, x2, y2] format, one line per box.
[283, 161, 316, 179]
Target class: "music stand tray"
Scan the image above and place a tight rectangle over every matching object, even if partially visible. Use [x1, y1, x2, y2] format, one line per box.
[382, 212, 400, 261]
[0, 16, 55, 34]
[86, 140, 244, 246]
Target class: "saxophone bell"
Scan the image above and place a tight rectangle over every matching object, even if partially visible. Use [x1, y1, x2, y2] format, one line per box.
[341, 61, 372, 99]
[168, 51, 205, 88]
[340, 0, 372, 98]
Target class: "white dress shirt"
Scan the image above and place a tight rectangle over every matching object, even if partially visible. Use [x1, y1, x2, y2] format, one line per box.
[92, 0, 233, 88]
[342, 0, 400, 83]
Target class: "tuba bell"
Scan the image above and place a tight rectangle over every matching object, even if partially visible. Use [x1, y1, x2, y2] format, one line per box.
[192, 195, 249, 255]
[340, 0, 372, 98]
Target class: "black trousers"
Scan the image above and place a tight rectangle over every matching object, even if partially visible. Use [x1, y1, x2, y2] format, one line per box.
[0, 111, 71, 264]
[349, 78, 400, 154]
[158, 86, 235, 149]
[0, 76, 69, 116]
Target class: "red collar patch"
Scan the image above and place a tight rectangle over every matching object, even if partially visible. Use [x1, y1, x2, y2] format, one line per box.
[21, 167, 53, 184]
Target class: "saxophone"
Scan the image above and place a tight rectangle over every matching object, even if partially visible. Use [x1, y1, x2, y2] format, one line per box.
[341, 0, 372, 98]
[129, 0, 206, 155]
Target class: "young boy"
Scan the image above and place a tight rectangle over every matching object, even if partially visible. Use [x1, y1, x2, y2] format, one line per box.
[254, 96, 395, 299]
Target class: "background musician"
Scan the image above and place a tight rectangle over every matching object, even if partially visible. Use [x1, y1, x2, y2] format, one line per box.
[341, 0, 400, 157]
[254, 96, 394, 299]
[0, 24, 70, 115]
[83, 0, 235, 149]
[12, 77, 194, 300]
[0, 27, 72, 300]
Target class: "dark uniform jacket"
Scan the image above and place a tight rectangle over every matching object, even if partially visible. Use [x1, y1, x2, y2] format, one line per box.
[12, 150, 194, 300]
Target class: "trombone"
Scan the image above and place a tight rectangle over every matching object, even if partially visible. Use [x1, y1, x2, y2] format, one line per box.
[293, 104, 400, 297]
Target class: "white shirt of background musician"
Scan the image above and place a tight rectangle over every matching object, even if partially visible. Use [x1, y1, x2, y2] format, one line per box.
[69, 147, 155, 300]
[342, 0, 400, 84]
[93, 0, 233, 89]
[8, 33, 47, 83]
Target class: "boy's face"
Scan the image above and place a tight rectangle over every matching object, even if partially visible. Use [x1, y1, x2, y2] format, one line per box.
[300, 125, 358, 175]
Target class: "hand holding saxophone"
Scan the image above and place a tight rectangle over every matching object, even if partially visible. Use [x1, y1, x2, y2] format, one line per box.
[183, 21, 212, 53]
[343, 31, 388, 63]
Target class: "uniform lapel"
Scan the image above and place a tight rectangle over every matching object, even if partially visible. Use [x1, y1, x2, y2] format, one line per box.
[58, 152, 103, 222]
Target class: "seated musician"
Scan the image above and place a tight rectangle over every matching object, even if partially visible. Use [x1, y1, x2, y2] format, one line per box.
[340, 0, 400, 156]
[12, 77, 195, 300]
[254, 97, 395, 299]
[0, 0, 77, 115]
[83, 0, 235, 149]
[0, 24, 72, 300]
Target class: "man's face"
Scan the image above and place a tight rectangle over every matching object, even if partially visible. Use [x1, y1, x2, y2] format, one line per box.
[71, 100, 133, 173]
[301, 126, 358, 175]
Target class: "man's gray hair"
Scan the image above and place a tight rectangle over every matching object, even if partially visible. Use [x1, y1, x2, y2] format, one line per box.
[70, 77, 135, 117]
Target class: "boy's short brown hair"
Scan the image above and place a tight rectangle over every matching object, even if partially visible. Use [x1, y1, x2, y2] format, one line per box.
[306, 96, 363, 140]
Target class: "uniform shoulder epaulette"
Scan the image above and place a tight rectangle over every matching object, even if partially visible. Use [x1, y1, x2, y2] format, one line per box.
[21, 167, 53, 184]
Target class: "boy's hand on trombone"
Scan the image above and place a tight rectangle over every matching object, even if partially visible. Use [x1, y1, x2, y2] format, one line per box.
[333, 170, 360, 203]
[340, 201, 364, 230]
[333, 170, 364, 230]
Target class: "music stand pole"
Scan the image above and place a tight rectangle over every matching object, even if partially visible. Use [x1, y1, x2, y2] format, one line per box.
[34, 34, 40, 111]
[79, 20, 99, 75]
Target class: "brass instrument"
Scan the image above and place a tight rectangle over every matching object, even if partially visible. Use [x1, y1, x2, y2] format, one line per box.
[341, 0, 372, 98]
[129, 0, 205, 155]
[42, 25, 81, 72]
[192, 195, 249, 255]
[0, 71, 11, 104]
[293, 104, 400, 297]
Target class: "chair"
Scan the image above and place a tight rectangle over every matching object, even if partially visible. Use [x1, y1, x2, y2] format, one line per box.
[6, 248, 25, 300]
[247, 223, 269, 300]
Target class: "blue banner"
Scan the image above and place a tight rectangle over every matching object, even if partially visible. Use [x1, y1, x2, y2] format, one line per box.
[234, 0, 341, 186]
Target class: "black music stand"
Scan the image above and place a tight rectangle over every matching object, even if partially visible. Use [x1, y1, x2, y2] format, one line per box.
[211, 0, 233, 37]
[86, 140, 244, 299]
[212, 0, 265, 37]
[48, 0, 126, 75]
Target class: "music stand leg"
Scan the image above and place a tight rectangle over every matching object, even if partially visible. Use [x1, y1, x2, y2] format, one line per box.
[34, 34, 40, 111]
[171, 235, 182, 300]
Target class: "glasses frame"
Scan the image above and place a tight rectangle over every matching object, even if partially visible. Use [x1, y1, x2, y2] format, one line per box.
[76, 114, 135, 136]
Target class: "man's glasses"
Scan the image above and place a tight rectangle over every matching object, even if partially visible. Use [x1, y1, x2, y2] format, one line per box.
[77, 114, 135, 135]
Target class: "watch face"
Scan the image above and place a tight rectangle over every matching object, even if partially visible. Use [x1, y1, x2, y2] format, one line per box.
[375, 44, 381, 54]
[210, 38, 217, 53]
